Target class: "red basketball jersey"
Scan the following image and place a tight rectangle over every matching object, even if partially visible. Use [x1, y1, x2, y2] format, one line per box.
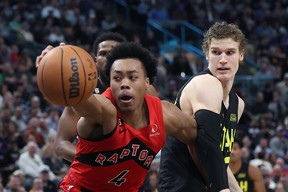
[60, 88, 165, 192]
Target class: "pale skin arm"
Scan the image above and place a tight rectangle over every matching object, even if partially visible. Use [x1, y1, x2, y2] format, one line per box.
[181, 74, 230, 192]
[227, 96, 245, 192]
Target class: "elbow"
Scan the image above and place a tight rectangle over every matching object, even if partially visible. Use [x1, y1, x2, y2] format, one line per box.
[54, 141, 63, 157]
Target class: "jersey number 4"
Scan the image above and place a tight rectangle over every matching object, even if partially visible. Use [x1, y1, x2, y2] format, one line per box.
[109, 170, 129, 186]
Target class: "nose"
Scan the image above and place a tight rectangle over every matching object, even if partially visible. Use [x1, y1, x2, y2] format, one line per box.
[219, 53, 227, 63]
[120, 78, 130, 89]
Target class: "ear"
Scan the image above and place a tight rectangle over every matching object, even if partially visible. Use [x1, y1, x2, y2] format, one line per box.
[145, 77, 150, 91]
[205, 52, 209, 61]
[239, 52, 244, 61]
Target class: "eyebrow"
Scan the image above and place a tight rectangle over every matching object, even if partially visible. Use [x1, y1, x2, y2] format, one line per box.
[113, 69, 138, 74]
[211, 47, 237, 51]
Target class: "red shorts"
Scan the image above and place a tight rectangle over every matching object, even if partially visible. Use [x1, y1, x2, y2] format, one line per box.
[59, 175, 81, 192]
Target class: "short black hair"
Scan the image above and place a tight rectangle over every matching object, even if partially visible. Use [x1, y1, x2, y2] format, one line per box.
[105, 42, 157, 84]
[233, 137, 244, 149]
[92, 32, 127, 56]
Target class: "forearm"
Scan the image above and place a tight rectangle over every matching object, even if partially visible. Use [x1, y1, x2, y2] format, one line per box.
[72, 94, 101, 118]
[195, 109, 229, 191]
[55, 140, 77, 162]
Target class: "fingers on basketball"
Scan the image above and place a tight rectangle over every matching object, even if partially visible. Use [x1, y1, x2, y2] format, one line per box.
[36, 45, 98, 106]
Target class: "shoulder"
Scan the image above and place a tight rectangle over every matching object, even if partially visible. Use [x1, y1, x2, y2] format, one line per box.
[248, 163, 262, 180]
[184, 73, 221, 91]
[181, 73, 223, 113]
[236, 94, 245, 120]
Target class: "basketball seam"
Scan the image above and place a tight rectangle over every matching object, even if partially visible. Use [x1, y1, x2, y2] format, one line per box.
[41, 58, 48, 100]
[70, 46, 86, 105]
[60, 47, 68, 106]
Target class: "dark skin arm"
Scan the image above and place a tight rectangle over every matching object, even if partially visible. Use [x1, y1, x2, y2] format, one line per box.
[54, 107, 79, 162]
[249, 164, 266, 192]
[161, 100, 197, 143]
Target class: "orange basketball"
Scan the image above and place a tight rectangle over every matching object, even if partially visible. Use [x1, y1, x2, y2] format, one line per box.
[37, 45, 98, 106]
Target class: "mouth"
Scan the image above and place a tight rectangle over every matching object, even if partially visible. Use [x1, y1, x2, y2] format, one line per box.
[119, 95, 133, 104]
[217, 67, 229, 74]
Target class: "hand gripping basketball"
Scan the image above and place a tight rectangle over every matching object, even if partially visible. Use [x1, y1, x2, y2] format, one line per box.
[36, 45, 98, 106]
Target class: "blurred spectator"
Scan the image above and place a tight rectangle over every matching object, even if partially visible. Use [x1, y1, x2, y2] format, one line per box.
[269, 126, 288, 158]
[254, 137, 272, 160]
[38, 118, 56, 143]
[28, 96, 42, 119]
[44, 106, 59, 131]
[268, 92, 286, 121]
[41, 1, 61, 19]
[38, 167, 57, 192]
[18, 22, 34, 42]
[11, 105, 27, 133]
[41, 134, 66, 176]
[101, 15, 117, 31]
[170, 47, 194, 77]
[250, 151, 273, 174]
[11, 170, 27, 191]
[23, 117, 45, 147]
[47, 26, 65, 46]
[148, 170, 159, 192]
[260, 165, 276, 192]
[16, 141, 55, 188]
[165, 79, 178, 102]
[28, 177, 44, 192]
[3, 174, 26, 192]
[276, 72, 288, 103]
[148, 1, 169, 22]
[253, 56, 274, 86]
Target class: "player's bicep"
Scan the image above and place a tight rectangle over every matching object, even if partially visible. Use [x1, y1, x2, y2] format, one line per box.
[188, 75, 223, 114]
[162, 101, 197, 143]
[56, 107, 79, 142]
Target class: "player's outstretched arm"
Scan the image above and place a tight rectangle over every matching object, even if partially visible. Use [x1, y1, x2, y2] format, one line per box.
[72, 94, 117, 138]
[161, 100, 197, 144]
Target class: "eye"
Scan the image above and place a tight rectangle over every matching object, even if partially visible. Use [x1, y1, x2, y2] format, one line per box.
[130, 76, 138, 81]
[98, 51, 108, 57]
[226, 51, 235, 55]
[212, 50, 221, 55]
[113, 76, 121, 81]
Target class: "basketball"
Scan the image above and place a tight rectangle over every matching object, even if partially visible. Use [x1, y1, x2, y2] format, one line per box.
[37, 45, 98, 106]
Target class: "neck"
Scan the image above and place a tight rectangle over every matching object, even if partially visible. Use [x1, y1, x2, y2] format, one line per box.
[121, 102, 149, 130]
[222, 80, 234, 107]
[229, 160, 242, 174]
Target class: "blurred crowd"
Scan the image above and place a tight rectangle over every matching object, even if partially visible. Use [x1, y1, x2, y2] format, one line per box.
[0, 0, 288, 191]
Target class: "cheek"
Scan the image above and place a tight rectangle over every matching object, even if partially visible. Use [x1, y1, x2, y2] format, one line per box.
[97, 58, 106, 69]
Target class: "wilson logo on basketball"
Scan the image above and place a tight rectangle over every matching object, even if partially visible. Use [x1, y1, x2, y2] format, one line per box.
[150, 124, 160, 137]
[69, 58, 80, 98]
